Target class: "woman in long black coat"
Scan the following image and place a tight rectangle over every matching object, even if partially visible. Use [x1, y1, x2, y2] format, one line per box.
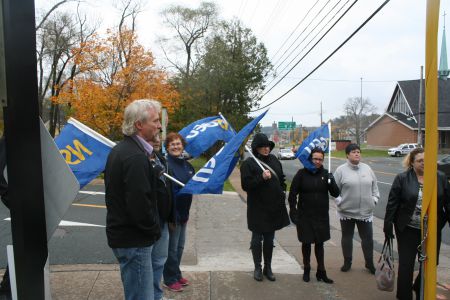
[288, 148, 340, 284]
[241, 133, 290, 282]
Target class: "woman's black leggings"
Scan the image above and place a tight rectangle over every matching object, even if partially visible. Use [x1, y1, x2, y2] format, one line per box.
[301, 242, 325, 270]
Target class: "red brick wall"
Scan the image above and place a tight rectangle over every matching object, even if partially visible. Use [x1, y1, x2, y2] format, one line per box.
[366, 115, 416, 148]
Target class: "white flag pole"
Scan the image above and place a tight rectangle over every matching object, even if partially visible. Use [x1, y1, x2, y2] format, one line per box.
[245, 145, 266, 172]
[328, 122, 332, 183]
[163, 172, 185, 187]
[218, 112, 265, 172]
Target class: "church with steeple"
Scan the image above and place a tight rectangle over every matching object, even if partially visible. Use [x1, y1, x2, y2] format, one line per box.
[439, 16, 450, 79]
[365, 18, 450, 150]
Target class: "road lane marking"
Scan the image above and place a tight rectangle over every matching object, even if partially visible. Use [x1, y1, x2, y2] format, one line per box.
[4, 218, 105, 227]
[79, 191, 105, 195]
[72, 203, 106, 209]
[374, 170, 396, 176]
[377, 181, 392, 185]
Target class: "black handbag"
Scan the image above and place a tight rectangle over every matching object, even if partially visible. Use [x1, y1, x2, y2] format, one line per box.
[375, 238, 395, 292]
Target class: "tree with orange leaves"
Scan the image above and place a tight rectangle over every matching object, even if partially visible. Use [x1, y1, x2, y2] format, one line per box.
[58, 26, 178, 140]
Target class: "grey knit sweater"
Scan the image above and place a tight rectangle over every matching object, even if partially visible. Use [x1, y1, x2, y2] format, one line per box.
[334, 161, 380, 220]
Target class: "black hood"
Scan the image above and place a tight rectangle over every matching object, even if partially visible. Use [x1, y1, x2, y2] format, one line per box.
[251, 133, 275, 154]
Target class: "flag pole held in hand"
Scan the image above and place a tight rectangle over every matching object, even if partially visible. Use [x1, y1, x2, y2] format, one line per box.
[163, 172, 185, 187]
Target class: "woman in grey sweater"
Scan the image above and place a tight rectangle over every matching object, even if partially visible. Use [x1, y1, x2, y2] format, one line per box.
[334, 144, 380, 274]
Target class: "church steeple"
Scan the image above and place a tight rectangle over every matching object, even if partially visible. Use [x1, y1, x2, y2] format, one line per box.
[439, 12, 450, 79]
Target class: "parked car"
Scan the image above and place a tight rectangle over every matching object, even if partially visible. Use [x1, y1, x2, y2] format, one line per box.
[277, 148, 295, 160]
[387, 143, 419, 157]
[438, 155, 450, 181]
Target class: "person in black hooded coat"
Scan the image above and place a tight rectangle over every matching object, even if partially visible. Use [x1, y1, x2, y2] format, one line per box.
[240, 133, 290, 282]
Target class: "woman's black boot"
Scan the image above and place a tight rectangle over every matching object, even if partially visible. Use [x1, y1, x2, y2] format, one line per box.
[316, 270, 334, 284]
[254, 266, 263, 282]
[251, 245, 263, 281]
[340, 258, 352, 272]
[263, 243, 276, 281]
[303, 266, 311, 282]
[302, 243, 312, 282]
[263, 264, 276, 281]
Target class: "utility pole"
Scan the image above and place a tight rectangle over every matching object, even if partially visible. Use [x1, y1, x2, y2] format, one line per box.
[291, 116, 294, 145]
[418, 66, 423, 145]
[359, 77, 363, 144]
[320, 101, 323, 125]
[360, 77, 363, 100]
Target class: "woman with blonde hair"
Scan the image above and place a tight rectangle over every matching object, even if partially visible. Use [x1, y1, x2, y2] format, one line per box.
[384, 148, 450, 299]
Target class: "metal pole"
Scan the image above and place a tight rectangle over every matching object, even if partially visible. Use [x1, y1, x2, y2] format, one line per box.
[328, 122, 332, 183]
[419, 214, 428, 300]
[320, 101, 323, 125]
[163, 173, 185, 187]
[360, 77, 363, 100]
[418, 66, 423, 145]
[2, 0, 48, 299]
[291, 116, 294, 145]
[360, 77, 363, 144]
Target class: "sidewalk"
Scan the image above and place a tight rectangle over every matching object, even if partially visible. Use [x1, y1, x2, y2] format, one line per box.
[3, 168, 450, 299]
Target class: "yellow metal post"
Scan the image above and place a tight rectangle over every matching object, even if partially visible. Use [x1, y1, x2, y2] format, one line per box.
[423, 1, 440, 299]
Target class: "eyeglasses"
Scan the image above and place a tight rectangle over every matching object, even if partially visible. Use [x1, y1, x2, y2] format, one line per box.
[312, 158, 324, 162]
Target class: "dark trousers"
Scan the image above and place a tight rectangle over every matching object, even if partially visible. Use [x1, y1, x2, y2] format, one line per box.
[340, 219, 374, 265]
[395, 226, 421, 300]
[250, 231, 275, 267]
[302, 242, 325, 270]
[250, 231, 275, 250]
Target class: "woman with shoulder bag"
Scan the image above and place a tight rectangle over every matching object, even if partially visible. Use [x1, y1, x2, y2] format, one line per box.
[383, 148, 450, 300]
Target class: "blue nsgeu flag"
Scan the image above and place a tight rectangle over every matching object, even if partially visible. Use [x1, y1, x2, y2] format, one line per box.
[55, 118, 116, 188]
[179, 116, 235, 158]
[295, 123, 330, 173]
[179, 111, 267, 195]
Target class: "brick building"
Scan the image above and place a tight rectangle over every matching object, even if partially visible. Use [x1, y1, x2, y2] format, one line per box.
[365, 79, 450, 150]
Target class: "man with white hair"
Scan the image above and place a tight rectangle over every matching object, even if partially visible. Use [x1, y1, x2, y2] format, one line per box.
[105, 99, 162, 300]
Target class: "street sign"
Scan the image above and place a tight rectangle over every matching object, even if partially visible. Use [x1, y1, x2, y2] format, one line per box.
[278, 121, 296, 131]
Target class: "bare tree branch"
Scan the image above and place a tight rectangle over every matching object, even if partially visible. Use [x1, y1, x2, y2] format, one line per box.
[36, 0, 76, 31]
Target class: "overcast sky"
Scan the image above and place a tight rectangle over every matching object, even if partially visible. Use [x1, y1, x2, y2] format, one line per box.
[38, 0, 450, 127]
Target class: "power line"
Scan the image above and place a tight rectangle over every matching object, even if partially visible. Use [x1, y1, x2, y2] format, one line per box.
[302, 78, 395, 83]
[268, 0, 350, 90]
[260, 0, 285, 36]
[261, 0, 358, 99]
[274, 0, 350, 78]
[248, 0, 261, 28]
[271, 0, 333, 69]
[252, 0, 391, 112]
[270, 0, 321, 61]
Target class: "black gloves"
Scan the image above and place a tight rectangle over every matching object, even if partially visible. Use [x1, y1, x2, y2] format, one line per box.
[289, 208, 298, 225]
[384, 222, 395, 239]
[328, 173, 335, 182]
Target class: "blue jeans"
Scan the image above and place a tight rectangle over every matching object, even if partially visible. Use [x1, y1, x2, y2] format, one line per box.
[113, 246, 154, 300]
[163, 222, 187, 285]
[152, 222, 169, 300]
